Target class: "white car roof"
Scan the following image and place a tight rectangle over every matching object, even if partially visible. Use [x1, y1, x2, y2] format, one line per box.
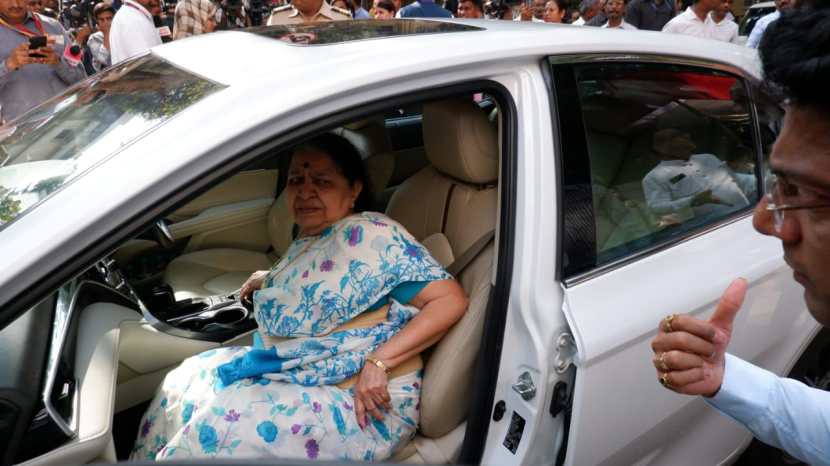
[152, 19, 763, 89]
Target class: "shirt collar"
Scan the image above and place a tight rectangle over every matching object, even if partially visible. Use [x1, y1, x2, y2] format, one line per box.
[681, 6, 706, 22]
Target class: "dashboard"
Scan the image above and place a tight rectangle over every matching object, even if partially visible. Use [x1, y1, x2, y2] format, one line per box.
[13, 257, 256, 466]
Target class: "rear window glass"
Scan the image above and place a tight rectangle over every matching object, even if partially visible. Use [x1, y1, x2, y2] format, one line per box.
[0, 55, 225, 230]
[249, 20, 481, 46]
[555, 61, 760, 278]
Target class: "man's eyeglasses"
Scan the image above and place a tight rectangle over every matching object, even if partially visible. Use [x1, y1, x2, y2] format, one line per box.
[764, 173, 830, 232]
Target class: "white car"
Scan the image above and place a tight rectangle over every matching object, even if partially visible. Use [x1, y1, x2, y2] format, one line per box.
[0, 19, 819, 466]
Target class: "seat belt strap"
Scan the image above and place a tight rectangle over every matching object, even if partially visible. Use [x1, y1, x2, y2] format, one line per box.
[446, 229, 495, 277]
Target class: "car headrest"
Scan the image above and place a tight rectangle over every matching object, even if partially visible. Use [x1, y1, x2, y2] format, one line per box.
[423, 98, 499, 185]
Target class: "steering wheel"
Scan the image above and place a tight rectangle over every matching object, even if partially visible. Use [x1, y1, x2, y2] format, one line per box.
[154, 220, 175, 249]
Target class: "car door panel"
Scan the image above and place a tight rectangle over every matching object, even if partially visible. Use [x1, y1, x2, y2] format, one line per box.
[167, 169, 278, 252]
[561, 218, 814, 465]
[170, 198, 273, 253]
[168, 169, 278, 221]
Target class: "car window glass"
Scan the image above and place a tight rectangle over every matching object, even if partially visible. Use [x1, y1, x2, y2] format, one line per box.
[0, 55, 225, 230]
[557, 62, 760, 278]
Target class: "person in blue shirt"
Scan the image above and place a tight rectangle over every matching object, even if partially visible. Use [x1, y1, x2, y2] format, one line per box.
[396, 0, 452, 17]
[650, 6, 830, 466]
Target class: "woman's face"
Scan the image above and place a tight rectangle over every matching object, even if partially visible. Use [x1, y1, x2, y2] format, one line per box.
[544, 1, 564, 22]
[286, 150, 362, 236]
[373, 6, 393, 18]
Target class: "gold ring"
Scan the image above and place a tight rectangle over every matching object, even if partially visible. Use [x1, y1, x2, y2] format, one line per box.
[659, 373, 673, 389]
[657, 352, 669, 372]
[663, 314, 677, 333]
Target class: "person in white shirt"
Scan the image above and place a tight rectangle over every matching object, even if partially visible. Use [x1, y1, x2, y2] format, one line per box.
[109, 0, 162, 64]
[746, 0, 792, 48]
[642, 129, 755, 223]
[601, 0, 637, 29]
[661, 0, 719, 39]
[708, 0, 738, 42]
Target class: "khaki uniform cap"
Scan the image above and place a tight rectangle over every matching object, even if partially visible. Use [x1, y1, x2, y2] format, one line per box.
[267, 1, 352, 24]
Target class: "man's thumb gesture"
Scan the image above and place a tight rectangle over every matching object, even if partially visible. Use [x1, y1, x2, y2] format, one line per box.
[708, 278, 748, 334]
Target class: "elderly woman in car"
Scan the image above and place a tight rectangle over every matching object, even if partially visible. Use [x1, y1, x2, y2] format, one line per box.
[132, 133, 468, 461]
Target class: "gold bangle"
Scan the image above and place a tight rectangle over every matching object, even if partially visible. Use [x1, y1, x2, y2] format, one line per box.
[366, 356, 391, 374]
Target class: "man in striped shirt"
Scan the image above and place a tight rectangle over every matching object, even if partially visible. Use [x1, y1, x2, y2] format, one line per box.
[172, 0, 218, 40]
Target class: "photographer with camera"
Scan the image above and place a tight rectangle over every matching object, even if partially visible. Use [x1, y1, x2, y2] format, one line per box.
[0, 0, 86, 122]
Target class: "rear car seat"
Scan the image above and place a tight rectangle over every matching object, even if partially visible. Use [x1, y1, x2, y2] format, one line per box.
[384, 97, 499, 463]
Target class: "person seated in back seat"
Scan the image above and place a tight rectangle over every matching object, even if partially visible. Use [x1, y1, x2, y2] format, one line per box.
[132, 133, 468, 462]
[642, 129, 757, 227]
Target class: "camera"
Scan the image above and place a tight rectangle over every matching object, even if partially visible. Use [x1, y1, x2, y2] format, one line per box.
[484, 0, 511, 18]
[60, 0, 103, 29]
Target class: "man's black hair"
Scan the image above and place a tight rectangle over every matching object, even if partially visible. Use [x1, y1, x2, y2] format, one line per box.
[759, 5, 830, 110]
[460, 0, 483, 9]
[292, 133, 374, 213]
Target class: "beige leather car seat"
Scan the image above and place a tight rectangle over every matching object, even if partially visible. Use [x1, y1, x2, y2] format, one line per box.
[384, 97, 499, 462]
[165, 122, 395, 301]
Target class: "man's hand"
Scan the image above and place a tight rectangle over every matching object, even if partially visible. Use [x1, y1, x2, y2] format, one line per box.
[691, 189, 730, 207]
[520, 4, 532, 20]
[353, 360, 391, 429]
[650, 278, 747, 397]
[38, 46, 60, 66]
[75, 26, 93, 45]
[5, 43, 37, 71]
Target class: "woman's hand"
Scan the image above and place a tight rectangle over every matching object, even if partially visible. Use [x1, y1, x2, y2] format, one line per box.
[239, 270, 268, 302]
[353, 360, 391, 429]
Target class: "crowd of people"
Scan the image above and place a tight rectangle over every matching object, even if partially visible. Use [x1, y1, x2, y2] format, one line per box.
[0, 0, 792, 122]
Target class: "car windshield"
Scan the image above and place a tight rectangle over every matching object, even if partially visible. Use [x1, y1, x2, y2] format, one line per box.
[0, 55, 225, 230]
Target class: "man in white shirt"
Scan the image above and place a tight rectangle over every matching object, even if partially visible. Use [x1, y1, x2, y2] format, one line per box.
[746, 0, 792, 48]
[650, 8, 830, 465]
[661, 0, 719, 39]
[708, 0, 737, 42]
[109, 0, 162, 64]
[642, 129, 754, 222]
[601, 0, 637, 29]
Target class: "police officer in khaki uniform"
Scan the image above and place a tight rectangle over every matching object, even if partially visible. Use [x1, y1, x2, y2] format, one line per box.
[267, 0, 351, 24]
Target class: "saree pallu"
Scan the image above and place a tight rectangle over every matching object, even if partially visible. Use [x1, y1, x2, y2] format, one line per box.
[131, 212, 450, 461]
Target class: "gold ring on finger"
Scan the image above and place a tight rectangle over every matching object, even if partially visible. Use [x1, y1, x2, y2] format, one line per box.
[663, 314, 678, 333]
[659, 373, 673, 390]
[658, 352, 669, 372]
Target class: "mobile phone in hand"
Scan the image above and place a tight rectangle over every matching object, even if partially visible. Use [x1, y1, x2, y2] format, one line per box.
[28, 36, 48, 58]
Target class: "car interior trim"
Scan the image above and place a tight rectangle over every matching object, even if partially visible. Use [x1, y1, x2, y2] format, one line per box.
[42, 280, 140, 440]
[457, 84, 518, 465]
